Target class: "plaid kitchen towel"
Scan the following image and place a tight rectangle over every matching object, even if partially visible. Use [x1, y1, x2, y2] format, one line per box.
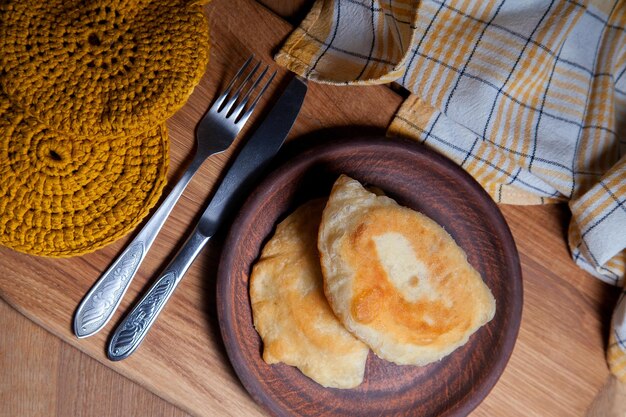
[275, 0, 626, 380]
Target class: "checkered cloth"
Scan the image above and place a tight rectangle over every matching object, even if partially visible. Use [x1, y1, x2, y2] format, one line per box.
[275, 0, 626, 380]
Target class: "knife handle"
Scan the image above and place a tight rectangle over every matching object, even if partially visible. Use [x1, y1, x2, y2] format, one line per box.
[73, 156, 203, 338]
[107, 228, 210, 361]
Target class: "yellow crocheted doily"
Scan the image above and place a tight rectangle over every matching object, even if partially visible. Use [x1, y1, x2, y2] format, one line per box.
[0, 0, 209, 137]
[0, 93, 169, 257]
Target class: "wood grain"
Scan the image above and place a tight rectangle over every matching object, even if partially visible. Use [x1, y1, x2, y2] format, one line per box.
[0, 0, 620, 416]
[0, 299, 189, 417]
[217, 137, 522, 416]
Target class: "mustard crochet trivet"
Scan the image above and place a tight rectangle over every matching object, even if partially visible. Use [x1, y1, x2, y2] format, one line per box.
[0, 93, 169, 257]
[0, 0, 209, 138]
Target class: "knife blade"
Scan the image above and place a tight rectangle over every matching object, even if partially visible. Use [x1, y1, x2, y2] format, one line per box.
[107, 76, 307, 361]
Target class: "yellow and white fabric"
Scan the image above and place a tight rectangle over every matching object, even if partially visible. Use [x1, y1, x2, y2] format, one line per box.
[275, 0, 626, 380]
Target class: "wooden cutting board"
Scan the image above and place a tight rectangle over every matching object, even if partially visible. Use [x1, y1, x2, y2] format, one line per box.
[0, 0, 618, 416]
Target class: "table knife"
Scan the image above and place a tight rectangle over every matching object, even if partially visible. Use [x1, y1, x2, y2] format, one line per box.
[107, 76, 307, 360]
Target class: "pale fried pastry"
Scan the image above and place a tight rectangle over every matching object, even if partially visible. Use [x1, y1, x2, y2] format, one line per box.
[249, 199, 369, 388]
[318, 175, 496, 366]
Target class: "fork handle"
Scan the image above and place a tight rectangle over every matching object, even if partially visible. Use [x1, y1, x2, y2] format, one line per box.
[107, 228, 210, 360]
[73, 155, 204, 338]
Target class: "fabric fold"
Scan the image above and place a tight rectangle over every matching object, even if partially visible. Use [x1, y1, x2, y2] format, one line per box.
[275, 0, 418, 84]
[569, 156, 626, 286]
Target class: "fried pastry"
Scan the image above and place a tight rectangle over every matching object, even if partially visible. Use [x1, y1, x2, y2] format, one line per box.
[318, 175, 496, 366]
[250, 199, 369, 388]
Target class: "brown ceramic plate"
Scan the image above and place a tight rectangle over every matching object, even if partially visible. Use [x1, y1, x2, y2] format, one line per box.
[216, 136, 522, 417]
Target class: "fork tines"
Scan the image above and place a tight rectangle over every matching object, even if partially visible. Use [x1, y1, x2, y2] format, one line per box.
[215, 56, 277, 125]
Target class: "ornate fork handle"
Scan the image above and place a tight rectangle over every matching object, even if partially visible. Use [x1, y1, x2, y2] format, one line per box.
[74, 241, 145, 336]
[108, 228, 210, 360]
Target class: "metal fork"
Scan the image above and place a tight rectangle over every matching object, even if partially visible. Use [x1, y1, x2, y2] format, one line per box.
[74, 56, 274, 338]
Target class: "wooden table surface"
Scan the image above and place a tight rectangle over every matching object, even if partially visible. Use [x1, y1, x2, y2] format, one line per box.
[1, 0, 622, 416]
